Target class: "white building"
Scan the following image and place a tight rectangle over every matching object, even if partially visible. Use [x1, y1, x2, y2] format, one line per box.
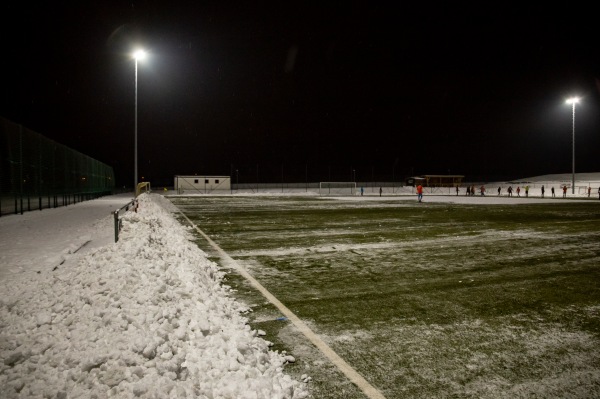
[174, 175, 231, 194]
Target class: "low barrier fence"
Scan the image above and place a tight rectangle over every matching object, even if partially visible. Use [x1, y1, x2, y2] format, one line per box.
[113, 198, 138, 243]
[1, 190, 112, 216]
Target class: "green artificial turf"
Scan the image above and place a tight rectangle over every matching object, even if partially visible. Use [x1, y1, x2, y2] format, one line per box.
[171, 196, 600, 399]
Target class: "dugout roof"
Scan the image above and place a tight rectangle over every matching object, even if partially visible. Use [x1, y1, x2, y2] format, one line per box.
[422, 175, 465, 187]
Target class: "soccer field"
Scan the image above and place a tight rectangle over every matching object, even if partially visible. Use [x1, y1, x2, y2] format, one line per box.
[169, 195, 600, 399]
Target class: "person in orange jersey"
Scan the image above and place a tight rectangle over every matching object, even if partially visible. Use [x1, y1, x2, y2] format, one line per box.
[416, 184, 424, 202]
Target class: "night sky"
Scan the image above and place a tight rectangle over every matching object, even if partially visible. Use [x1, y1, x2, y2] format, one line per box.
[2, 2, 599, 187]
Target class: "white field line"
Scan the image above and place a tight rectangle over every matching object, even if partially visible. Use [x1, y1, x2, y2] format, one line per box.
[176, 210, 388, 399]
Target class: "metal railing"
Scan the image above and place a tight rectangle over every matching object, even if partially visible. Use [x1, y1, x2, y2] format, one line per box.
[113, 199, 137, 242]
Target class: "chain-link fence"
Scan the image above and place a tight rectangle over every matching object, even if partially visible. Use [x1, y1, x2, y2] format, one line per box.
[1, 116, 115, 216]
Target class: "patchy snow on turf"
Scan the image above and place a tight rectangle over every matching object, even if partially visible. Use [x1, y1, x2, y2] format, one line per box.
[332, 318, 600, 398]
[0, 193, 308, 399]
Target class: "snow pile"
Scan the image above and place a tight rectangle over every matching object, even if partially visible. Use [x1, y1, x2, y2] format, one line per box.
[0, 194, 308, 398]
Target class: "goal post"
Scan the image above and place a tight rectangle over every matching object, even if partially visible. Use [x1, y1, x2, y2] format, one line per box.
[136, 182, 151, 197]
[319, 182, 357, 196]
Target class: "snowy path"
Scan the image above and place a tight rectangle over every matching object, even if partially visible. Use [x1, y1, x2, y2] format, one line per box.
[0, 193, 135, 281]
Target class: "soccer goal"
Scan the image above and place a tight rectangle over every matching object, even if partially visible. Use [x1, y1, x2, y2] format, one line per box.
[136, 182, 151, 197]
[319, 182, 357, 196]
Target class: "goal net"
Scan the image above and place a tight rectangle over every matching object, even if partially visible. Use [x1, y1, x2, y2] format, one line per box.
[319, 182, 357, 196]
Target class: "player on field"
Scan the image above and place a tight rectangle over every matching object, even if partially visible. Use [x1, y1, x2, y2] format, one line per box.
[416, 184, 423, 202]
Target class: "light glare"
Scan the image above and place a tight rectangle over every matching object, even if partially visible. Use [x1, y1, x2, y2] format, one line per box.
[133, 49, 146, 61]
[566, 97, 580, 104]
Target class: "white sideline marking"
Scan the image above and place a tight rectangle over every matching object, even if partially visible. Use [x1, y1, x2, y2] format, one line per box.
[177, 210, 387, 399]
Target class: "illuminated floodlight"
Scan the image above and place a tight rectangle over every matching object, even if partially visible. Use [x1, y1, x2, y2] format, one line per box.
[133, 49, 146, 61]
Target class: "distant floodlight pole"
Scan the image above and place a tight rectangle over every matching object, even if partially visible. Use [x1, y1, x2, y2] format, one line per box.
[566, 97, 579, 195]
[133, 49, 146, 193]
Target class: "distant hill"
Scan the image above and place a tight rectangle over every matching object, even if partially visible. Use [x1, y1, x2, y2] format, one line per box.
[516, 173, 600, 182]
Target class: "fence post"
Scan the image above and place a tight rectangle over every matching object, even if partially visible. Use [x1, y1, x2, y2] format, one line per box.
[114, 199, 136, 243]
[114, 210, 119, 243]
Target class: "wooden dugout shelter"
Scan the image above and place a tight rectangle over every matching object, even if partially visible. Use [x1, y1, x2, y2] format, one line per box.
[422, 175, 464, 187]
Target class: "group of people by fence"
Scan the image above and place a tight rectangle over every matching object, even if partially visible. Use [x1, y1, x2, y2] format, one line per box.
[452, 184, 600, 199]
[503, 185, 531, 197]
[463, 185, 486, 196]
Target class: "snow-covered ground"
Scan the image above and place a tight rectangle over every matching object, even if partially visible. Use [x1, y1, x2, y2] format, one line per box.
[1, 174, 598, 398]
[0, 193, 308, 398]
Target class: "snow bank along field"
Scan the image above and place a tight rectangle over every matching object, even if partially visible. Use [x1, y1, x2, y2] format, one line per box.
[0, 194, 309, 398]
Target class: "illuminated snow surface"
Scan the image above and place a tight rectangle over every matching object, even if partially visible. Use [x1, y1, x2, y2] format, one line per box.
[1, 177, 598, 398]
[0, 193, 308, 398]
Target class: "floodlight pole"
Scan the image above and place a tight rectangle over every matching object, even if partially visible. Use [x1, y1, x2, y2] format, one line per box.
[134, 57, 138, 193]
[566, 97, 579, 195]
[133, 49, 146, 194]
[571, 101, 576, 195]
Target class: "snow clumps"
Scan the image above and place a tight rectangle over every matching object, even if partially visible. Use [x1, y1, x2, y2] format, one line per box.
[0, 193, 308, 398]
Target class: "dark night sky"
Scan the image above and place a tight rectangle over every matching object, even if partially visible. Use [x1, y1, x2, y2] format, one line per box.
[2, 2, 599, 187]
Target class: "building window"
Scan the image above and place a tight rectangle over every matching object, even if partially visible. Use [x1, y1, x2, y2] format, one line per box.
[205, 179, 209, 184]
[194, 179, 199, 184]
[215, 180, 219, 184]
